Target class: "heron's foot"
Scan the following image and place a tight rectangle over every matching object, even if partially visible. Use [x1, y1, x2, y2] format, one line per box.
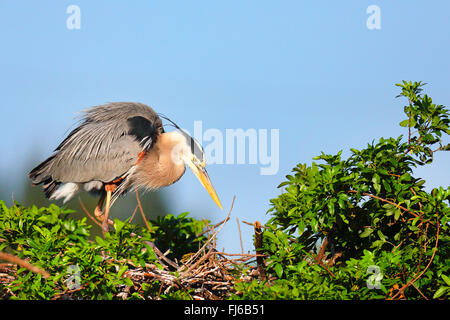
[102, 218, 109, 234]
[94, 207, 114, 230]
[94, 206, 103, 220]
[97, 215, 114, 226]
[99, 215, 114, 234]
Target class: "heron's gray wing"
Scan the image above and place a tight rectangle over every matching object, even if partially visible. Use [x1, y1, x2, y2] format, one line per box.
[51, 119, 159, 183]
[30, 102, 163, 186]
[51, 132, 142, 183]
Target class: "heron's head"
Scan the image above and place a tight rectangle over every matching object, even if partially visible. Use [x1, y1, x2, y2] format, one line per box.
[167, 129, 223, 210]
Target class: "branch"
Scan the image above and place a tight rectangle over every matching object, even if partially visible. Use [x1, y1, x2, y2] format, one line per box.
[408, 107, 412, 145]
[78, 198, 102, 228]
[129, 205, 139, 223]
[315, 234, 329, 264]
[212, 252, 265, 258]
[196, 216, 231, 237]
[236, 217, 244, 255]
[136, 190, 152, 232]
[143, 241, 179, 269]
[0, 252, 50, 279]
[348, 190, 436, 226]
[389, 210, 440, 300]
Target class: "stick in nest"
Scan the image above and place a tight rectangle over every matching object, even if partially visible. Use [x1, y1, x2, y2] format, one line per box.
[236, 217, 244, 254]
[180, 195, 236, 274]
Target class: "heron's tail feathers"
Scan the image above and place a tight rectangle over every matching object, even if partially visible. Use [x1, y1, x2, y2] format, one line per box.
[29, 155, 55, 183]
[29, 155, 62, 199]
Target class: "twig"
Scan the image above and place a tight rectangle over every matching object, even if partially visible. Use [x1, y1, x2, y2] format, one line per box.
[236, 218, 244, 255]
[327, 252, 342, 267]
[412, 282, 428, 300]
[0, 252, 50, 279]
[11, 193, 20, 213]
[392, 233, 412, 253]
[389, 209, 440, 300]
[136, 189, 152, 232]
[431, 146, 443, 153]
[348, 190, 436, 226]
[181, 196, 235, 273]
[212, 252, 265, 258]
[196, 216, 231, 237]
[407, 106, 412, 145]
[78, 198, 102, 227]
[319, 261, 336, 278]
[304, 251, 336, 278]
[51, 283, 86, 300]
[129, 205, 139, 223]
[143, 241, 179, 269]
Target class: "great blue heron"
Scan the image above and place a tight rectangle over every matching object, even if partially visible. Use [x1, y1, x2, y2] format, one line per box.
[29, 102, 222, 233]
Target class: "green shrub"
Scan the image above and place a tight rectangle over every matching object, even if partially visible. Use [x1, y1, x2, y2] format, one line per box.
[0, 202, 208, 299]
[233, 81, 449, 300]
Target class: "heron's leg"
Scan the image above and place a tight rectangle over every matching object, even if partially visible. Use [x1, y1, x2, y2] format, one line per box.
[94, 193, 113, 226]
[102, 191, 112, 234]
[102, 184, 117, 234]
[94, 193, 106, 220]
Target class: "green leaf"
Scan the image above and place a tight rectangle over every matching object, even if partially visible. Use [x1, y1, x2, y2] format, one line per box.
[338, 197, 346, 209]
[278, 181, 290, 188]
[399, 119, 410, 127]
[288, 207, 297, 217]
[95, 236, 106, 246]
[382, 180, 392, 193]
[339, 213, 349, 224]
[433, 286, 448, 299]
[122, 277, 134, 287]
[274, 263, 283, 278]
[297, 220, 305, 235]
[264, 230, 279, 244]
[372, 174, 381, 194]
[114, 219, 125, 233]
[377, 230, 386, 241]
[360, 228, 373, 238]
[394, 208, 401, 221]
[442, 274, 450, 286]
[327, 201, 335, 215]
[117, 265, 128, 278]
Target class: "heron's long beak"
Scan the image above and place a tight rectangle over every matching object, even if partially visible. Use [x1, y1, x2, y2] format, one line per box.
[186, 160, 223, 210]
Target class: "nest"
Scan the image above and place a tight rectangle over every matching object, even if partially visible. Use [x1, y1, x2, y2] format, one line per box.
[113, 196, 267, 300]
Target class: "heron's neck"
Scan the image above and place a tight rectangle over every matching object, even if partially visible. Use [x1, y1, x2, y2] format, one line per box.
[135, 132, 186, 189]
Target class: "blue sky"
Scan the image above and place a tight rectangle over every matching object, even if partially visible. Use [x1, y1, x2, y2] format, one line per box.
[0, 1, 449, 254]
